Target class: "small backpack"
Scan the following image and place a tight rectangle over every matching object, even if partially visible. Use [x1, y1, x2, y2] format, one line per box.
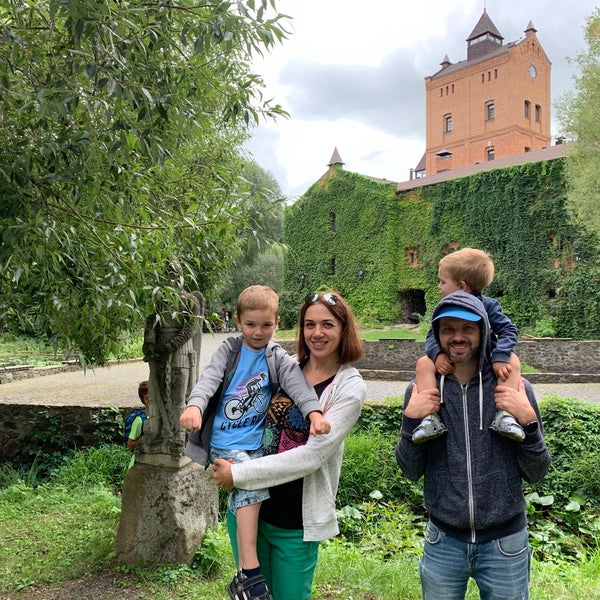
[123, 408, 148, 446]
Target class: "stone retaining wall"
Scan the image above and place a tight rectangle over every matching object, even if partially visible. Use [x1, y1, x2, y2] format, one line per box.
[281, 338, 600, 376]
[0, 404, 126, 463]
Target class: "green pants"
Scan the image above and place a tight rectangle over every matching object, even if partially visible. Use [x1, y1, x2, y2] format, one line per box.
[226, 510, 320, 600]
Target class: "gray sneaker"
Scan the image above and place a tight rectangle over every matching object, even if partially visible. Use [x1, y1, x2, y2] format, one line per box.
[489, 410, 525, 442]
[412, 413, 448, 444]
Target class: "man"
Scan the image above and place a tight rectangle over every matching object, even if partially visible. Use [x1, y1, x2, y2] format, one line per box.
[395, 291, 550, 599]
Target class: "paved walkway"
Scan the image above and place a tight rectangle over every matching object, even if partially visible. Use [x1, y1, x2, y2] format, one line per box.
[0, 332, 598, 407]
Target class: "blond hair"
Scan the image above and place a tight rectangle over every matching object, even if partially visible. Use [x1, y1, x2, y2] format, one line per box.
[439, 248, 494, 294]
[236, 285, 279, 317]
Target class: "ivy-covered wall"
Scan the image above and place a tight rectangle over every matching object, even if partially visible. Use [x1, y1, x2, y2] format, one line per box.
[282, 159, 600, 338]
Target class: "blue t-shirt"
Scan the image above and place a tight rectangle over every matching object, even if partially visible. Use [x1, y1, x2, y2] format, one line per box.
[211, 344, 271, 451]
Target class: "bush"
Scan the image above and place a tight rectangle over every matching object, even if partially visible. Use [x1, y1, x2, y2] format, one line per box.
[52, 445, 130, 492]
[339, 427, 422, 509]
[533, 396, 600, 506]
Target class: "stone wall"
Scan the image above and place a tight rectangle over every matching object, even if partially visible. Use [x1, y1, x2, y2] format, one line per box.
[2, 338, 599, 462]
[281, 338, 600, 375]
[0, 403, 127, 462]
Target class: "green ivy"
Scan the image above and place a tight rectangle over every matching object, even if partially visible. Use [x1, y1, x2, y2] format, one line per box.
[283, 160, 600, 336]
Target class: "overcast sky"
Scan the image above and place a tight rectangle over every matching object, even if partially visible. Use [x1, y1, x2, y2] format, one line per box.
[245, 0, 598, 199]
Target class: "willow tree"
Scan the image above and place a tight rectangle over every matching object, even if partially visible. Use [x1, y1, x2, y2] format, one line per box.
[0, 0, 289, 362]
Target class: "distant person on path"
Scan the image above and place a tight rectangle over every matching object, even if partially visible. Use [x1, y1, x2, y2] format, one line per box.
[180, 285, 330, 600]
[211, 291, 366, 600]
[396, 291, 550, 599]
[125, 380, 149, 469]
[413, 248, 525, 443]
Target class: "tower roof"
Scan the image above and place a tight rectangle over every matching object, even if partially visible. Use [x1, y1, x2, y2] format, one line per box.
[467, 9, 504, 42]
[327, 147, 344, 166]
[525, 20, 537, 34]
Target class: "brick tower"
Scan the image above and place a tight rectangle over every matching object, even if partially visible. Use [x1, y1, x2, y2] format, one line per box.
[423, 10, 551, 176]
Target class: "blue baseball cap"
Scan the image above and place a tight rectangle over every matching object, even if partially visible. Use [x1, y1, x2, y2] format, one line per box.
[433, 306, 482, 322]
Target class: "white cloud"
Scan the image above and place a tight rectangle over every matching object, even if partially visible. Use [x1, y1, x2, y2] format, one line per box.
[246, 0, 598, 197]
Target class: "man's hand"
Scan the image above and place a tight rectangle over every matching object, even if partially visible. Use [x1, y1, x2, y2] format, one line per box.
[403, 383, 442, 419]
[494, 380, 537, 426]
[211, 458, 234, 492]
[493, 361, 512, 381]
[179, 405, 202, 431]
[309, 411, 332, 436]
[434, 353, 454, 375]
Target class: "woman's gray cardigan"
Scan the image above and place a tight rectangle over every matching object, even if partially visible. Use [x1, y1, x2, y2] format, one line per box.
[230, 364, 366, 542]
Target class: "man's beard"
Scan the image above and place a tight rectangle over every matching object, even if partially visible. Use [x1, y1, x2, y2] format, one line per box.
[445, 343, 479, 363]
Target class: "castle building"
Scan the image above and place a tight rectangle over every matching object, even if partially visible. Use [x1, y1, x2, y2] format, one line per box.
[419, 9, 551, 177]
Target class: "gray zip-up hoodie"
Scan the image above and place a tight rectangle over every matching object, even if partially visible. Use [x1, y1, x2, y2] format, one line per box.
[396, 291, 550, 543]
[184, 337, 320, 467]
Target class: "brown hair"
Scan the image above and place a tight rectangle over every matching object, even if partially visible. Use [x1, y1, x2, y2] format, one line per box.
[236, 285, 279, 318]
[439, 248, 494, 294]
[137, 380, 149, 404]
[296, 292, 364, 364]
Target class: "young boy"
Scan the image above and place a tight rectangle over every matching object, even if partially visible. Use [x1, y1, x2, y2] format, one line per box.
[412, 248, 525, 444]
[180, 285, 330, 600]
[125, 380, 149, 469]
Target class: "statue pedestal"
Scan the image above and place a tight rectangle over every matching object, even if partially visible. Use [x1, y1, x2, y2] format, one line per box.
[116, 460, 218, 566]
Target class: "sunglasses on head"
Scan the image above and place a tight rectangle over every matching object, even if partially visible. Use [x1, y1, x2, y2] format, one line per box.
[305, 292, 339, 306]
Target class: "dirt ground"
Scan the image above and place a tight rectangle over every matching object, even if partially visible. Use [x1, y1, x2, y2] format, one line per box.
[0, 570, 146, 600]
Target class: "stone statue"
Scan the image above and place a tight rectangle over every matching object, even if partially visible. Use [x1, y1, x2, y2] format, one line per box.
[139, 284, 204, 466]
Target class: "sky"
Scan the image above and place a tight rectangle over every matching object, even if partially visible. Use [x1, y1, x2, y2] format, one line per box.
[244, 0, 598, 200]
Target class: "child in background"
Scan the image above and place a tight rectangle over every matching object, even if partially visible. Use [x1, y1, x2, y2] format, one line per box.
[180, 285, 330, 600]
[125, 380, 149, 469]
[412, 248, 525, 444]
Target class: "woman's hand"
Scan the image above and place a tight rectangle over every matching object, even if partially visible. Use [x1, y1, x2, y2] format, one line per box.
[211, 458, 234, 492]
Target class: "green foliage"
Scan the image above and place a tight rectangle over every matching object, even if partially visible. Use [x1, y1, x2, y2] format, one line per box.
[192, 526, 233, 578]
[0, 430, 600, 597]
[557, 8, 600, 236]
[52, 445, 130, 492]
[425, 160, 593, 328]
[283, 168, 408, 325]
[0, 333, 68, 367]
[0, 1, 290, 364]
[533, 397, 600, 506]
[336, 493, 424, 559]
[93, 406, 125, 446]
[552, 262, 600, 339]
[17, 409, 75, 475]
[338, 426, 423, 509]
[283, 158, 600, 337]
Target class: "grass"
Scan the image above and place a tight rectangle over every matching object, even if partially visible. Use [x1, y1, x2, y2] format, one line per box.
[1, 440, 600, 599]
[0, 332, 144, 368]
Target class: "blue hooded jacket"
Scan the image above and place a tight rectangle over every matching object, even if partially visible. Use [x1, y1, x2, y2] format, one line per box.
[395, 291, 550, 543]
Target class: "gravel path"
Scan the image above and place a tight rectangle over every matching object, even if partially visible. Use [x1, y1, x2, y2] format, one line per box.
[1, 332, 598, 406]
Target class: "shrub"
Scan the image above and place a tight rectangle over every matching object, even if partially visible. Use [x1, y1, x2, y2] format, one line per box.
[339, 427, 422, 509]
[52, 445, 130, 492]
[533, 396, 600, 506]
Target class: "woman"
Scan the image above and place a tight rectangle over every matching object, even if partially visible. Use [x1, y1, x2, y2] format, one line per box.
[212, 291, 366, 600]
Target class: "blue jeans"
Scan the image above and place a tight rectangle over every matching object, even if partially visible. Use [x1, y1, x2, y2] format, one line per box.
[420, 521, 530, 600]
[210, 447, 269, 513]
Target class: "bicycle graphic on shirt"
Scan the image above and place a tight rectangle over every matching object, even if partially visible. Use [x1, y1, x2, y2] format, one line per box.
[224, 373, 269, 420]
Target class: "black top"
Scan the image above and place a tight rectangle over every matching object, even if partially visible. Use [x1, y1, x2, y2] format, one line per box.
[260, 375, 335, 530]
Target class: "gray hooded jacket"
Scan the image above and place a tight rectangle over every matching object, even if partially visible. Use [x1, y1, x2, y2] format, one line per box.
[395, 291, 550, 543]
